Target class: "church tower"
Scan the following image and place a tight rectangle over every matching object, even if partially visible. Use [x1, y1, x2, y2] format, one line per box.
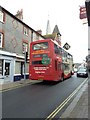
[53, 25, 61, 46]
[46, 15, 51, 35]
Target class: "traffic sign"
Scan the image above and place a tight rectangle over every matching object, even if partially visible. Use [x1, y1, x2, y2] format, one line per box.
[63, 42, 71, 50]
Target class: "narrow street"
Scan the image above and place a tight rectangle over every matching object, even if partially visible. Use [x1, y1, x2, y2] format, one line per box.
[2, 74, 88, 118]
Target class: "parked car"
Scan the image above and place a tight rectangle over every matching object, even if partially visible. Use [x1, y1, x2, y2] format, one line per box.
[77, 68, 88, 78]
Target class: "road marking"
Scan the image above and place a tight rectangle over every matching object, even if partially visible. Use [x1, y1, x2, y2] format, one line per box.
[45, 78, 88, 120]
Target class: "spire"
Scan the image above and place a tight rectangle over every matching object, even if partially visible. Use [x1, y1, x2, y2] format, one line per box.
[46, 14, 51, 35]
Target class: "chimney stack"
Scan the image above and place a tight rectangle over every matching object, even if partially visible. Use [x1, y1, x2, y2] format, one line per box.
[36, 29, 42, 35]
[15, 9, 23, 21]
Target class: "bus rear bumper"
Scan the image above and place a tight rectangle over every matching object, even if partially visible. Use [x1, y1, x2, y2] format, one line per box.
[30, 75, 61, 82]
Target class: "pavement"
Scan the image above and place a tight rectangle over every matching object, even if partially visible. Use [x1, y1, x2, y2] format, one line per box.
[0, 79, 40, 91]
[0, 77, 89, 119]
[61, 78, 89, 119]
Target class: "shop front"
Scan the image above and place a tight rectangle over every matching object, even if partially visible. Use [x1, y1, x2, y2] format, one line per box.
[0, 51, 15, 84]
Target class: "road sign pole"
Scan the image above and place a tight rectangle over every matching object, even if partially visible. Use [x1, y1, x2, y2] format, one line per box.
[24, 51, 26, 80]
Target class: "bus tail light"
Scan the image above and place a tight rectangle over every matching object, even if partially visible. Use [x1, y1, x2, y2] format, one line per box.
[30, 61, 31, 65]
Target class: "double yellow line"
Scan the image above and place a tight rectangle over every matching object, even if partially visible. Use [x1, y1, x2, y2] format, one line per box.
[46, 78, 88, 120]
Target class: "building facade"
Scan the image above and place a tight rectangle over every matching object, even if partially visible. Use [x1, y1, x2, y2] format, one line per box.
[85, 1, 90, 73]
[0, 6, 45, 84]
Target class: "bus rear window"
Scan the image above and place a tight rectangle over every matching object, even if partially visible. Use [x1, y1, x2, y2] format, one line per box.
[33, 42, 48, 50]
[32, 60, 42, 65]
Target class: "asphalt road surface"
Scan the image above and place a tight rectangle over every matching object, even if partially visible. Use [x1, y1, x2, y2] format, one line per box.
[2, 74, 88, 118]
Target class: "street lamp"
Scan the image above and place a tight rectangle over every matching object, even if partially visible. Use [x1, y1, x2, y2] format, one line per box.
[24, 45, 28, 80]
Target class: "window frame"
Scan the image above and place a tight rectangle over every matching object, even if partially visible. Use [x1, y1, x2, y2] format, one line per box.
[0, 11, 5, 23]
[0, 59, 3, 77]
[23, 26, 29, 36]
[32, 42, 49, 51]
[0, 32, 3, 48]
[0, 11, 4, 22]
[54, 44, 62, 55]
[22, 40, 28, 53]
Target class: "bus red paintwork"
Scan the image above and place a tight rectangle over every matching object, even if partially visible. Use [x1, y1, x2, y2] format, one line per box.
[29, 39, 73, 81]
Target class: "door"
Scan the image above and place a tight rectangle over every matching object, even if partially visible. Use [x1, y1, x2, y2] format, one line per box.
[4, 60, 11, 82]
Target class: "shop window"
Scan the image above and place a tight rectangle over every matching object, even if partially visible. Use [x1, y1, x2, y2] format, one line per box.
[0, 60, 3, 76]
[5, 62, 10, 76]
[15, 61, 21, 74]
[21, 62, 24, 75]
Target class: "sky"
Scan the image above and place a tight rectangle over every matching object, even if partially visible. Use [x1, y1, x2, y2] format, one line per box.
[0, 0, 88, 63]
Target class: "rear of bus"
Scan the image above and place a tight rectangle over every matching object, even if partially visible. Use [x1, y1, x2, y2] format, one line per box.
[29, 39, 55, 81]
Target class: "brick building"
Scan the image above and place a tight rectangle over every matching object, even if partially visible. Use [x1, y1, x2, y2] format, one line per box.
[0, 6, 45, 84]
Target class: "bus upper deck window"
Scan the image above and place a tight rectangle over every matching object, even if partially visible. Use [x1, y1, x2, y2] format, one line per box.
[54, 44, 62, 55]
[33, 42, 48, 50]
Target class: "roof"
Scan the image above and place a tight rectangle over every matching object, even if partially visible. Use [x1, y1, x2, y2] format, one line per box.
[53, 25, 61, 36]
[0, 6, 45, 39]
[43, 33, 57, 40]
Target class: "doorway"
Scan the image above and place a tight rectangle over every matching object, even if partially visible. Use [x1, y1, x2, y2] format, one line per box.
[4, 60, 11, 82]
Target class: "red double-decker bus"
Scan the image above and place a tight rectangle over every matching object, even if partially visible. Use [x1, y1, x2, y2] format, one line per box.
[29, 39, 73, 82]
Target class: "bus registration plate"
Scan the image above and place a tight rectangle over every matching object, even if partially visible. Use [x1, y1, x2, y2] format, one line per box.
[38, 78, 43, 81]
